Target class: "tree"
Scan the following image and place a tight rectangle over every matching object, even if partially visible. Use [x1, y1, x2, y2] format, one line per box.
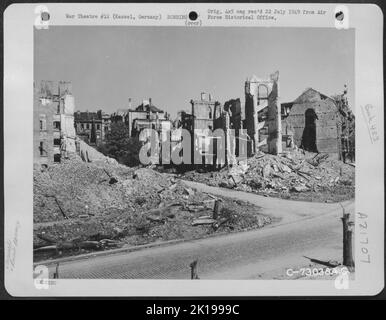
[97, 122, 142, 167]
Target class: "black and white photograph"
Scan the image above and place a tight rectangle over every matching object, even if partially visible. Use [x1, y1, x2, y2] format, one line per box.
[32, 25, 357, 280]
[3, 3, 384, 297]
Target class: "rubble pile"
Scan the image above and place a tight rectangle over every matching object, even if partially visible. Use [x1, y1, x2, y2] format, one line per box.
[33, 157, 134, 223]
[182, 150, 355, 202]
[34, 158, 271, 262]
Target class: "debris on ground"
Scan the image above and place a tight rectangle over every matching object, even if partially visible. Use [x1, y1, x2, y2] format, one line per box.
[181, 150, 355, 202]
[34, 157, 272, 262]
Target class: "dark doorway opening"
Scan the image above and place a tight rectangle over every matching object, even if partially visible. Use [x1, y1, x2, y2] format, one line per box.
[301, 108, 318, 152]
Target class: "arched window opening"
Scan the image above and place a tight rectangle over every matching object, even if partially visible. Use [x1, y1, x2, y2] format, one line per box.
[301, 108, 318, 152]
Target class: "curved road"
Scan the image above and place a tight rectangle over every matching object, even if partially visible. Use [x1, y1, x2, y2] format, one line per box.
[46, 182, 354, 279]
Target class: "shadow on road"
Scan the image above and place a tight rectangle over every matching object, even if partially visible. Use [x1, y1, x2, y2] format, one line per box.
[303, 256, 340, 268]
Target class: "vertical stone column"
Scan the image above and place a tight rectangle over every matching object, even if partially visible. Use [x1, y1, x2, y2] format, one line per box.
[275, 78, 282, 154]
[224, 111, 236, 166]
[267, 72, 282, 155]
[252, 90, 259, 155]
[61, 93, 76, 155]
[244, 78, 259, 156]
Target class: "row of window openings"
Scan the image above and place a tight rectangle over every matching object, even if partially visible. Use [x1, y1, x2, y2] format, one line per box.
[40, 120, 61, 131]
[80, 123, 103, 130]
[40, 121, 107, 131]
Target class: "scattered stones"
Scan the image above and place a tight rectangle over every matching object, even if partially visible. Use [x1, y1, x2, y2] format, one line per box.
[183, 187, 195, 197]
[34, 157, 271, 262]
[181, 149, 354, 202]
[291, 185, 309, 192]
[262, 164, 272, 178]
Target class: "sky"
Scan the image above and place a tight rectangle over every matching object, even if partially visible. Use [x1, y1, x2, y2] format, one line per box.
[34, 26, 354, 118]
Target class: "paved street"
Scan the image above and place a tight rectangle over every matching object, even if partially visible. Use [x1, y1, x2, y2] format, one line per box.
[46, 182, 354, 279]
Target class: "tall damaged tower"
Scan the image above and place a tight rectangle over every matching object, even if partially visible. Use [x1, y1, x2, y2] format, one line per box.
[244, 71, 282, 155]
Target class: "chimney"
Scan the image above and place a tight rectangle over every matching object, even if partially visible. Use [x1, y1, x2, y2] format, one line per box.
[208, 93, 212, 101]
[128, 98, 132, 109]
[149, 98, 152, 107]
[201, 92, 207, 101]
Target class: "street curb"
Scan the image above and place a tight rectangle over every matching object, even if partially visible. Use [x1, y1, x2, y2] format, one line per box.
[34, 221, 275, 267]
[34, 237, 190, 267]
[34, 191, 353, 268]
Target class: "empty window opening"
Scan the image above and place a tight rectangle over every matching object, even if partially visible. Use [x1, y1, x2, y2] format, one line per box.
[39, 141, 45, 156]
[257, 84, 269, 104]
[54, 154, 61, 163]
[53, 138, 61, 146]
[39, 118, 46, 131]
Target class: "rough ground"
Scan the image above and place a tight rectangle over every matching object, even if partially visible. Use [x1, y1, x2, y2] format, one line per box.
[44, 198, 354, 280]
[181, 150, 355, 203]
[33, 158, 271, 262]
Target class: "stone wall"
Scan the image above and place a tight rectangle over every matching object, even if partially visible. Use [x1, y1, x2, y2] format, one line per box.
[34, 80, 77, 167]
[285, 89, 341, 158]
[244, 72, 282, 156]
[33, 87, 55, 167]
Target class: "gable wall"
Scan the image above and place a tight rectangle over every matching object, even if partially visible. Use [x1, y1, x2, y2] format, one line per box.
[286, 96, 341, 157]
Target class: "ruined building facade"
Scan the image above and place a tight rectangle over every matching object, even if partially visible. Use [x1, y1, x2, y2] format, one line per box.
[111, 98, 172, 137]
[74, 110, 111, 145]
[33, 81, 76, 167]
[179, 92, 239, 167]
[177, 72, 283, 167]
[176, 72, 354, 167]
[244, 71, 282, 156]
[282, 87, 355, 160]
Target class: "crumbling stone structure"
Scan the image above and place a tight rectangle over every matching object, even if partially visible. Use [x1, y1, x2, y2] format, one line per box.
[179, 74, 284, 168]
[33, 81, 76, 167]
[74, 110, 110, 145]
[282, 87, 355, 160]
[335, 86, 355, 162]
[110, 98, 171, 138]
[224, 99, 243, 158]
[244, 71, 282, 156]
[180, 93, 221, 166]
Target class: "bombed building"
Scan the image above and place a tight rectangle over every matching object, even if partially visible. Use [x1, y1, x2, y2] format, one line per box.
[282, 87, 355, 160]
[178, 92, 238, 167]
[33, 81, 76, 167]
[111, 98, 172, 137]
[244, 72, 282, 156]
[175, 72, 354, 168]
[175, 73, 282, 167]
[74, 110, 111, 145]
